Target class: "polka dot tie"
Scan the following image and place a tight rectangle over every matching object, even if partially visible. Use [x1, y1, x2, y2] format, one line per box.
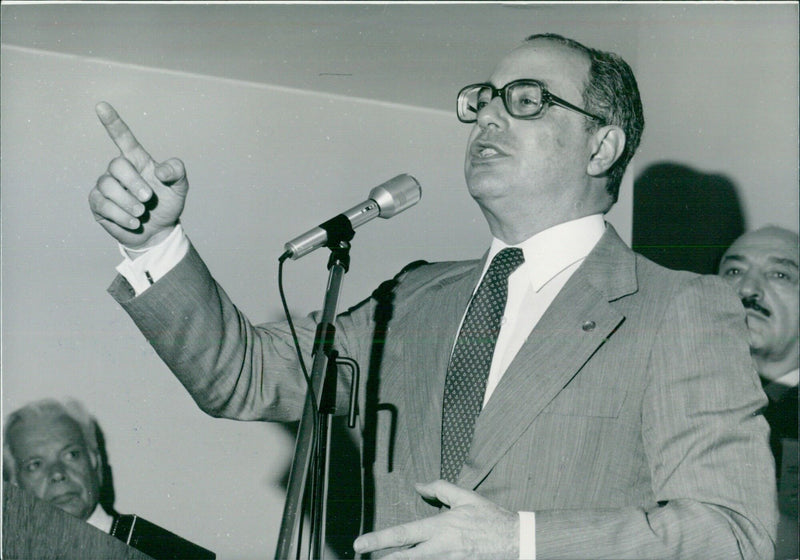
[441, 247, 525, 483]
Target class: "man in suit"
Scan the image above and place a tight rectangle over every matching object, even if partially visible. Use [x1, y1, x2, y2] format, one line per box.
[719, 227, 799, 559]
[88, 34, 777, 558]
[3, 398, 217, 559]
[3, 398, 115, 532]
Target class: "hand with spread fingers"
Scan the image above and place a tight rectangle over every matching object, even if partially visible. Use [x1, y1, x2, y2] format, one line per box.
[89, 102, 189, 250]
[353, 480, 519, 560]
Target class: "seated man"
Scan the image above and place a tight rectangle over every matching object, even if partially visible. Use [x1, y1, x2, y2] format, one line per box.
[3, 398, 113, 532]
[3, 398, 215, 559]
[719, 226, 799, 559]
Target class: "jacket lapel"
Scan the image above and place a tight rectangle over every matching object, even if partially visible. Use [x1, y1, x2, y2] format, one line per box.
[403, 258, 486, 485]
[458, 226, 638, 489]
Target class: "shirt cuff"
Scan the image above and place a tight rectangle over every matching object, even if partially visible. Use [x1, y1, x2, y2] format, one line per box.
[519, 511, 536, 560]
[115, 224, 189, 295]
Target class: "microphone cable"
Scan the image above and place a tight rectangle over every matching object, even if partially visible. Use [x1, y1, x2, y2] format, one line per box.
[278, 252, 319, 418]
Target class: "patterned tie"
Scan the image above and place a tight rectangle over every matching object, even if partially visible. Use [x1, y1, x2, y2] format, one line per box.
[441, 247, 525, 483]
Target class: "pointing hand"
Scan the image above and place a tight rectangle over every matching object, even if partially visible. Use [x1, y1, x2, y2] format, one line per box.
[89, 102, 188, 250]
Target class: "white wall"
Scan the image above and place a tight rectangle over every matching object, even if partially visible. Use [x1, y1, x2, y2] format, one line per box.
[2, 5, 797, 560]
[0, 47, 489, 559]
[634, 4, 799, 231]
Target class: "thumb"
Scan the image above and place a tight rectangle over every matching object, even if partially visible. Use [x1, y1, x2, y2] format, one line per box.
[414, 479, 483, 508]
[155, 158, 188, 193]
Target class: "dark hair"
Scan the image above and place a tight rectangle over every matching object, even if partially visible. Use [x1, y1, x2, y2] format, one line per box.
[525, 33, 645, 203]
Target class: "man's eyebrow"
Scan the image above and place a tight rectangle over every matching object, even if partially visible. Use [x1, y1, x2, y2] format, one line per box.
[720, 254, 746, 264]
[768, 256, 799, 270]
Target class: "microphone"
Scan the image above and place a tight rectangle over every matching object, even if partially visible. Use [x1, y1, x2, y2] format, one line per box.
[282, 174, 422, 260]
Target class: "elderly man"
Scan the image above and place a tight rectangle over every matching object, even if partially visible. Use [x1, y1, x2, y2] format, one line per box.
[719, 227, 799, 391]
[719, 226, 799, 559]
[3, 399, 114, 532]
[3, 398, 216, 559]
[88, 34, 776, 558]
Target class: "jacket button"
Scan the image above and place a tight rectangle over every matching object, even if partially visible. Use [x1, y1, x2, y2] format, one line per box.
[582, 320, 596, 332]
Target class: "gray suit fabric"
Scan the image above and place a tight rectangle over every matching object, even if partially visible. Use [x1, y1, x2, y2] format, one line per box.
[110, 226, 777, 559]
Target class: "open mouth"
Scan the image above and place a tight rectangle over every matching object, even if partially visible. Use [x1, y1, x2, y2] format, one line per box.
[478, 146, 500, 158]
[470, 140, 508, 161]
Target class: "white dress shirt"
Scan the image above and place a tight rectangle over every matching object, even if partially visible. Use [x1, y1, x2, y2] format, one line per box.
[115, 223, 189, 292]
[762, 368, 799, 402]
[86, 503, 115, 534]
[465, 214, 606, 559]
[479, 214, 607, 406]
[115, 214, 607, 559]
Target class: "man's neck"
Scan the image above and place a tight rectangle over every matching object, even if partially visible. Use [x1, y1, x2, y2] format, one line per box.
[86, 503, 115, 533]
[754, 353, 799, 383]
[484, 209, 606, 246]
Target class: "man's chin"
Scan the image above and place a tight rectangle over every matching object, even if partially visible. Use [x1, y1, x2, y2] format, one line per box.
[746, 331, 772, 356]
[745, 315, 770, 339]
[50, 495, 91, 519]
[466, 173, 509, 200]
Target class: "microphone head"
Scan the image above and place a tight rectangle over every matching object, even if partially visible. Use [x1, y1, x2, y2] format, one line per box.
[369, 174, 422, 218]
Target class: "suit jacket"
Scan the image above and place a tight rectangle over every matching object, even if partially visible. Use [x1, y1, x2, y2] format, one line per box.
[109, 226, 777, 559]
[761, 377, 799, 478]
[761, 377, 798, 527]
[110, 512, 216, 559]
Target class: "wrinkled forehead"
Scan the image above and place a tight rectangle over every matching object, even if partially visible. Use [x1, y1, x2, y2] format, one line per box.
[8, 413, 85, 456]
[490, 40, 590, 100]
[724, 229, 800, 265]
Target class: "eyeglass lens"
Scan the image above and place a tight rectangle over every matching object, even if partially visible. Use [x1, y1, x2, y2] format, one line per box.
[459, 82, 544, 122]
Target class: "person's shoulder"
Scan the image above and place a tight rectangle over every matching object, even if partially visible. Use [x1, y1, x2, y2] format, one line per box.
[631, 251, 745, 317]
[633, 250, 727, 290]
[393, 258, 479, 287]
[110, 513, 216, 559]
[589, 226, 711, 298]
[632, 249, 696, 280]
[369, 258, 479, 302]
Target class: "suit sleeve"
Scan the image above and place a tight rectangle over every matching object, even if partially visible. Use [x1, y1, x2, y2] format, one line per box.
[534, 275, 778, 559]
[108, 243, 369, 422]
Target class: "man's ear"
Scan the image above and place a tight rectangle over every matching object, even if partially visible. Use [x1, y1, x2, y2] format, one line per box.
[587, 125, 626, 177]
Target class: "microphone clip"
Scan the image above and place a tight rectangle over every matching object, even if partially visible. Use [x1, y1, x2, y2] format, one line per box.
[320, 214, 355, 271]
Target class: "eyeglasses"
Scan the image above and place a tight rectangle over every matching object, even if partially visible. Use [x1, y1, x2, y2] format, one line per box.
[457, 79, 604, 124]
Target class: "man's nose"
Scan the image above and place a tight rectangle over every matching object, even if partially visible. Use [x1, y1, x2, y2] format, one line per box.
[476, 96, 508, 129]
[48, 462, 67, 482]
[737, 270, 763, 300]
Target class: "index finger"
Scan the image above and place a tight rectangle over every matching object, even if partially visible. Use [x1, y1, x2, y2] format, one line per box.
[96, 101, 153, 165]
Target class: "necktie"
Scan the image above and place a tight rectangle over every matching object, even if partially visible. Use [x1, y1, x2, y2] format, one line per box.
[441, 247, 525, 483]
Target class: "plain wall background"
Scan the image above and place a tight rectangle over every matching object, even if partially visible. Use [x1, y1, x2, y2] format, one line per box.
[2, 4, 797, 559]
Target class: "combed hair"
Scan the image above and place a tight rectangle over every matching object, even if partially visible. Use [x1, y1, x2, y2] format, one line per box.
[3, 398, 100, 483]
[525, 33, 645, 203]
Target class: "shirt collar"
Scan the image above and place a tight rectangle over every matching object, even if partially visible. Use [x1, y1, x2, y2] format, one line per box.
[487, 214, 607, 291]
[86, 503, 115, 534]
[763, 368, 799, 401]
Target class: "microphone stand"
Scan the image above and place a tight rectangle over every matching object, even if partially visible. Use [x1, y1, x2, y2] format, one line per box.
[276, 218, 361, 560]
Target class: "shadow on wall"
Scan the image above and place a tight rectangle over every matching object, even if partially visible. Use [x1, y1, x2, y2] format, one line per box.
[632, 162, 746, 275]
[274, 264, 425, 559]
[278, 419, 362, 560]
[96, 422, 120, 518]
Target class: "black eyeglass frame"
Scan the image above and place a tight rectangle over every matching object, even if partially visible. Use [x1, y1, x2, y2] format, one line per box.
[457, 79, 605, 124]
